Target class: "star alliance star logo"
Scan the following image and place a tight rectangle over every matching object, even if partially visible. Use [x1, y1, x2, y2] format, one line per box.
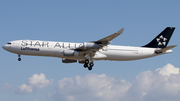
[156, 35, 167, 46]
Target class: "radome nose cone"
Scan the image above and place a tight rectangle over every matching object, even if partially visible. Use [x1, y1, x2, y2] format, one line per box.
[2, 45, 8, 51]
[2, 45, 5, 50]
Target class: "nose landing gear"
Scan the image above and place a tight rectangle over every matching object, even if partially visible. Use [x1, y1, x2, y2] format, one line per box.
[18, 55, 21, 61]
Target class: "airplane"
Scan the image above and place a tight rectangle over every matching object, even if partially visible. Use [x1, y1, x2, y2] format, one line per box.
[2, 27, 177, 71]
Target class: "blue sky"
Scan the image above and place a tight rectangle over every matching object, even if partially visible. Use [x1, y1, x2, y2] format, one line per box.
[0, 0, 179, 101]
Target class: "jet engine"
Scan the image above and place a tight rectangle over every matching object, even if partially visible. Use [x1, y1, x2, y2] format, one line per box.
[62, 58, 77, 63]
[63, 50, 79, 56]
[83, 42, 100, 49]
[79, 60, 85, 64]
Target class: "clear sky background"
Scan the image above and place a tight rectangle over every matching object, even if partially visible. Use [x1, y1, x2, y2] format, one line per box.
[0, 0, 180, 101]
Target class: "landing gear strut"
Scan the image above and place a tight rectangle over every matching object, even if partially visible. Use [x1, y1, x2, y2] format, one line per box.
[18, 55, 21, 61]
[84, 59, 94, 71]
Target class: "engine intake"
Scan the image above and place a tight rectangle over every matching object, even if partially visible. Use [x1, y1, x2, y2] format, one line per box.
[79, 60, 85, 64]
[62, 58, 77, 63]
[63, 50, 79, 56]
[83, 42, 100, 49]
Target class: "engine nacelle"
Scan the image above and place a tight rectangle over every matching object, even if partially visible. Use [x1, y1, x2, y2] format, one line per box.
[62, 58, 77, 63]
[79, 60, 85, 64]
[63, 50, 79, 56]
[83, 42, 100, 49]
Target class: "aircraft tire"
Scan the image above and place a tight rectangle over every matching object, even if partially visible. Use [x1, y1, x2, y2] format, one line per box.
[88, 67, 92, 71]
[18, 58, 21, 61]
[85, 59, 89, 64]
[84, 64, 88, 68]
[90, 62, 94, 67]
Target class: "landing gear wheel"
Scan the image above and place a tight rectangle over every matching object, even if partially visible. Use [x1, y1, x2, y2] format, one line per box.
[18, 55, 21, 61]
[88, 66, 92, 71]
[18, 58, 21, 61]
[84, 59, 94, 71]
[85, 59, 89, 64]
[84, 64, 88, 68]
[89, 62, 94, 67]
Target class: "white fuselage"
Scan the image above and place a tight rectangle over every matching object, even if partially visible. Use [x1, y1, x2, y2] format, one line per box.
[2, 40, 172, 61]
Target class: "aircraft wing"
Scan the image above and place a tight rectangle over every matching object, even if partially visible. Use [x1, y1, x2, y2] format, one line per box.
[74, 28, 124, 58]
[75, 28, 124, 51]
[96, 28, 124, 42]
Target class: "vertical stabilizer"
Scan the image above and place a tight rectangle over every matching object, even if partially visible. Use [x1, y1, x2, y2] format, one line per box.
[143, 27, 175, 48]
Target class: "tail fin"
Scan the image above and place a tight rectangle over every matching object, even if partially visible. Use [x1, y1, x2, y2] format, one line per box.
[143, 27, 175, 48]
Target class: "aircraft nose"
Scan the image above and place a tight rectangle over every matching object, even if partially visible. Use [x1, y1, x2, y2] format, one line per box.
[2, 45, 6, 50]
[2, 46, 5, 49]
[2, 44, 9, 51]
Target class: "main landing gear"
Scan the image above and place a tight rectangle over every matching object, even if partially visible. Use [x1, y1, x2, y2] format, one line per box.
[18, 55, 21, 61]
[84, 59, 94, 71]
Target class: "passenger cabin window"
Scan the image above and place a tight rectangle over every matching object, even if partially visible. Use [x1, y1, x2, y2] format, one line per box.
[7, 43, 11, 44]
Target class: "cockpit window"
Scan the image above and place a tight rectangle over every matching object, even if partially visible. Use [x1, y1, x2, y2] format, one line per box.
[7, 43, 11, 44]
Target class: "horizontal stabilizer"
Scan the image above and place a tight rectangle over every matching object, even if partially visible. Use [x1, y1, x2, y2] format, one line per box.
[155, 45, 177, 53]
